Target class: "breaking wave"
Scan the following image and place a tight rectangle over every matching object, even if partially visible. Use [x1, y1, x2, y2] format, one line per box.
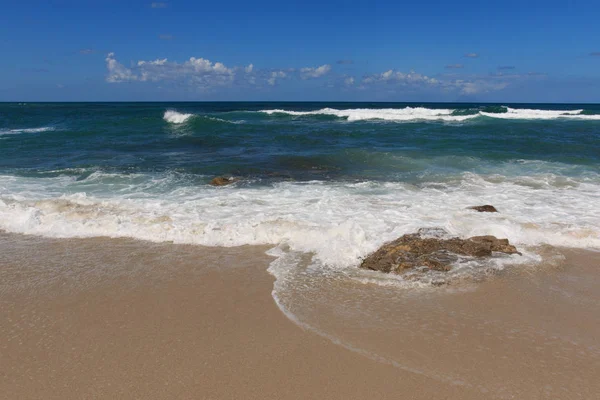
[1, 171, 599, 279]
[163, 110, 240, 126]
[259, 107, 600, 122]
[0, 126, 56, 136]
[163, 110, 194, 124]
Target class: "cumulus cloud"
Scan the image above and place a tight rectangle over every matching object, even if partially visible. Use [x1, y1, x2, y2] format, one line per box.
[137, 58, 168, 66]
[103, 52, 534, 97]
[267, 71, 287, 86]
[105, 53, 236, 88]
[457, 81, 508, 95]
[362, 70, 439, 86]
[445, 64, 464, 69]
[105, 53, 138, 83]
[105, 52, 340, 90]
[359, 68, 530, 96]
[464, 53, 479, 58]
[300, 64, 332, 79]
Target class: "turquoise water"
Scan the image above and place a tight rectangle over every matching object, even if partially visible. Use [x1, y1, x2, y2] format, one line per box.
[1, 102, 600, 183]
[1, 102, 600, 273]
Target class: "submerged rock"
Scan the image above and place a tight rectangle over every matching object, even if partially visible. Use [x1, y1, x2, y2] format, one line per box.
[210, 176, 239, 186]
[468, 205, 498, 213]
[360, 229, 521, 275]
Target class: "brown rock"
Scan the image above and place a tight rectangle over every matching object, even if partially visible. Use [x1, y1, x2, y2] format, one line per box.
[210, 176, 238, 186]
[468, 205, 498, 212]
[469, 235, 521, 255]
[360, 229, 521, 275]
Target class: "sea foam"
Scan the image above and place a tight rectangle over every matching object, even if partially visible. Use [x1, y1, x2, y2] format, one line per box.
[480, 107, 599, 120]
[259, 107, 600, 122]
[1, 171, 599, 276]
[163, 110, 194, 124]
[260, 107, 476, 122]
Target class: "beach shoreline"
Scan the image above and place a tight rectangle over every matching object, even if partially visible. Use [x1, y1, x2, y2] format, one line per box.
[1, 232, 599, 399]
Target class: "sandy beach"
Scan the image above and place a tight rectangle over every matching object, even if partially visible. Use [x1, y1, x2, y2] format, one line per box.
[1, 232, 599, 399]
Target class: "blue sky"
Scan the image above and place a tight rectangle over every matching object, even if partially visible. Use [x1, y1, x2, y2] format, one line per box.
[1, 0, 600, 102]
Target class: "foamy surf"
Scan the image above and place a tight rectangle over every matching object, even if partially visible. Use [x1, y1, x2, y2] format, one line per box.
[163, 110, 194, 124]
[1, 172, 599, 281]
[260, 107, 476, 122]
[259, 107, 600, 122]
[480, 107, 597, 120]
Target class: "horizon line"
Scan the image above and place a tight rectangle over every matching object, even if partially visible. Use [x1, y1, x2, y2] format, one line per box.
[2, 100, 600, 105]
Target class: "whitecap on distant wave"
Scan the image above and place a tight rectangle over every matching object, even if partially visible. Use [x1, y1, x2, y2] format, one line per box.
[163, 110, 194, 124]
[0, 126, 56, 136]
[260, 107, 476, 122]
[259, 107, 600, 122]
[480, 107, 598, 120]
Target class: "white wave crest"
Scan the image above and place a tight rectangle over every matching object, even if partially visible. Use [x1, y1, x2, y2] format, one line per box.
[260, 107, 600, 122]
[163, 110, 194, 124]
[480, 107, 600, 120]
[260, 107, 476, 122]
[1, 172, 599, 273]
[0, 126, 56, 136]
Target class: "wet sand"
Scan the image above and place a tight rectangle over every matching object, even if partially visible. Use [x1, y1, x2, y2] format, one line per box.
[1, 232, 599, 399]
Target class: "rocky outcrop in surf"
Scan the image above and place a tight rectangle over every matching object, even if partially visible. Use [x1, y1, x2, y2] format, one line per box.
[468, 205, 498, 212]
[210, 176, 239, 186]
[360, 228, 521, 274]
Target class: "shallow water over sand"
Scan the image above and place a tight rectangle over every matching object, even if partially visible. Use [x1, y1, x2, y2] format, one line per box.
[2, 232, 599, 399]
[270, 246, 600, 398]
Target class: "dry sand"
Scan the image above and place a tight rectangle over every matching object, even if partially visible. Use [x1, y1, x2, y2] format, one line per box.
[1, 232, 599, 399]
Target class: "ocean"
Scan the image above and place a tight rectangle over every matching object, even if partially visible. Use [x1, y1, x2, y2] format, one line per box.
[1, 102, 599, 267]
[2, 101, 600, 294]
[3, 102, 600, 396]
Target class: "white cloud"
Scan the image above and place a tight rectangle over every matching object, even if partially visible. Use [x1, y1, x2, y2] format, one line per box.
[464, 53, 479, 58]
[359, 68, 519, 96]
[300, 64, 331, 79]
[186, 57, 233, 75]
[268, 71, 287, 86]
[103, 52, 525, 97]
[458, 81, 508, 95]
[137, 58, 168, 66]
[105, 53, 237, 88]
[105, 53, 138, 83]
[151, 2, 168, 8]
[106, 53, 338, 89]
[363, 70, 439, 86]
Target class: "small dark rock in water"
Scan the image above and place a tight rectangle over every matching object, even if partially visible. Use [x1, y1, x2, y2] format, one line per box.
[210, 176, 238, 186]
[468, 205, 498, 213]
[360, 229, 521, 275]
